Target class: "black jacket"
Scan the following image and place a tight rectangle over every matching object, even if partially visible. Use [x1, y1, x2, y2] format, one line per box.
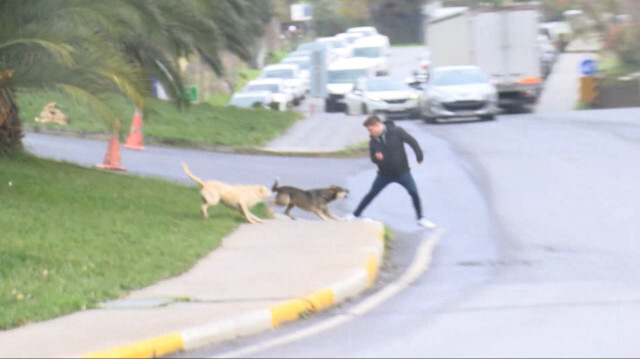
[369, 121, 423, 177]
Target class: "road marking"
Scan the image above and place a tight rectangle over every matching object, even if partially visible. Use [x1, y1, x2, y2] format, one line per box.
[211, 227, 445, 358]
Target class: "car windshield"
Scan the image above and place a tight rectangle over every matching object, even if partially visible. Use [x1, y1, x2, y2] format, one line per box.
[353, 46, 381, 58]
[366, 79, 408, 92]
[328, 69, 369, 84]
[349, 28, 375, 37]
[245, 84, 279, 93]
[430, 69, 489, 86]
[230, 96, 266, 108]
[263, 69, 294, 79]
[331, 40, 345, 48]
[297, 43, 315, 51]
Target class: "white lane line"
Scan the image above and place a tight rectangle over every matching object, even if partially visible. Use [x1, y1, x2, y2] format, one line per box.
[211, 227, 446, 359]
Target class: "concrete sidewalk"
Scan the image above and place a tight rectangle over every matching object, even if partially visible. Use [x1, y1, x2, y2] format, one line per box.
[535, 32, 602, 113]
[0, 219, 385, 358]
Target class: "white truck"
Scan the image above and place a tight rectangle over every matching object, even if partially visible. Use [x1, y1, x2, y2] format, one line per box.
[427, 5, 542, 111]
[324, 57, 377, 113]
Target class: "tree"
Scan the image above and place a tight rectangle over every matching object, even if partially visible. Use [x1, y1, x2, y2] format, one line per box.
[0, 0, 273, 155]
[0, 0, 147, 155]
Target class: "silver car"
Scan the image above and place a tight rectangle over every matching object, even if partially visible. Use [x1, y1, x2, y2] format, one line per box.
[419, 65, 499, 123]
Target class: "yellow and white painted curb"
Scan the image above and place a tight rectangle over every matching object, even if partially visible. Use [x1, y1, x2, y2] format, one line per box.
[83, 221, 386, 359]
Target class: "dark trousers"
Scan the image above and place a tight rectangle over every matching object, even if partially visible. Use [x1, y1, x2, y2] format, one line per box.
[353, 170, 423, 219]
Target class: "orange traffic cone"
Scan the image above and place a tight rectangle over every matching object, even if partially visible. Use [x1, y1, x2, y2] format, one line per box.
[96, 119, 127, 171]
[124, 107, 144, 151]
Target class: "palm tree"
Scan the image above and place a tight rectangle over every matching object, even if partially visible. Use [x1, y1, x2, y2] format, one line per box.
[0, 0, 148, 155]
[0, 0, 274, 155]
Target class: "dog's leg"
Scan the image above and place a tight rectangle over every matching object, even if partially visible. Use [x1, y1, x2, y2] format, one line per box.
[312, 208, 330, 221]
[248, 211, 265, 223]
[284, 204, 296, 220]
[240, 203, 263, 224]
[324, 208, 344, 221]
[200, 189, 219, 219]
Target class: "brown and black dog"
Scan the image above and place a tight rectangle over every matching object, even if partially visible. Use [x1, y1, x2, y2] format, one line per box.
[270, 178, 349, 221]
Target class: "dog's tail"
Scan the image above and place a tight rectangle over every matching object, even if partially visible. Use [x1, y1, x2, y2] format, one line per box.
[272, 176, 280, 192]
[181, 162, 206, 188]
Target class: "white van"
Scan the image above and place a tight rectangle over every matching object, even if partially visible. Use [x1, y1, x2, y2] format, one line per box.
[324, 57, 377, 112]
[351, 35, 390, 76]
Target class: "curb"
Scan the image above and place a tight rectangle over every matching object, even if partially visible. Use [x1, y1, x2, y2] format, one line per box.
[23, 128, 368, 159]
[82, 220, 386, 359]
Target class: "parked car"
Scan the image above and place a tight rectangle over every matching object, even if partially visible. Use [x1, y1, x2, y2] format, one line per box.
[285, 50, 312, 60]
[344, 76, 422, 119]
[413, 48, 431, 83]
[538, 34, 558, 79]
[297, 41, 336, 63]
[259, 63, 306, 105]
[324, 57, 378, 112]
[229, 91, 284, 111]
[280, 56, 311, 93]
[335, 32, 363, 46]
[351, 35, 391, 75]
[345, 26, 379, 37]
[419, 65, 499, 123]
[241, 78, 293, 110]
[315, 36, 352, 59]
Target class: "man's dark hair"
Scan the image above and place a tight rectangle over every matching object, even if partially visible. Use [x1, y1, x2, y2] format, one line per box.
[363, 115, 382, 127]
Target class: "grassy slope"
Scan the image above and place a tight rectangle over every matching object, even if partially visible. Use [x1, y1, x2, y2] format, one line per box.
[18, 91, 302, 148]
[0, 152, 268, 329]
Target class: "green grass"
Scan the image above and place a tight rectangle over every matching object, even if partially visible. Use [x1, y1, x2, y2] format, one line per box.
[18, 89, 302, 148]
[598, 51, 640, 79]
[0, 152, 269, 329]
[205, 68, 262, 107]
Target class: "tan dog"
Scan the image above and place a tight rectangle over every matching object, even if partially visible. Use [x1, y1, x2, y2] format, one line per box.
[182, 163, 272, 224]
[34, 102, 70, 125]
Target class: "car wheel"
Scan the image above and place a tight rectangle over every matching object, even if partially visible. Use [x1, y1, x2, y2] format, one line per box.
[481, 114, 495, 121]
[362, 104, 368, 115]
[345, 103, 353, 115]
[423, 116, 437, 124]
[325, 99, 335, 113]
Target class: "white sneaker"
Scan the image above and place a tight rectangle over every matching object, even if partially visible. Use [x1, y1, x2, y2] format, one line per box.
[343, 213, 357, 221]
[418, 218, 436, 229]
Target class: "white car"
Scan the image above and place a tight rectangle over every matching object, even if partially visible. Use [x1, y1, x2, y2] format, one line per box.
[315, 36, 352, 59]
[344, 76, 422, 119]
[351, 35, 391, 75]
[259, 64, 306, 105]
[335, 32, 364, 46]
[412, 48, 431, 83]
[324, 57, 378, 112]
[345, 26, 379, 37]
[297, 41, 336, 63]
[280, 56, 310, 93]
[229, 91, 284, 111]
[242, 78, 292, 110]
[419, 65, 499, 123]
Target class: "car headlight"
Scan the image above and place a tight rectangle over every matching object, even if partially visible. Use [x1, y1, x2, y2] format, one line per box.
[409, 93, 420, 100]
[366, 94, 381, 102]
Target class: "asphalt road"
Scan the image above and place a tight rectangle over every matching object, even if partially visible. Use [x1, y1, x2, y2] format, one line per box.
[164, 108, 640, 358]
